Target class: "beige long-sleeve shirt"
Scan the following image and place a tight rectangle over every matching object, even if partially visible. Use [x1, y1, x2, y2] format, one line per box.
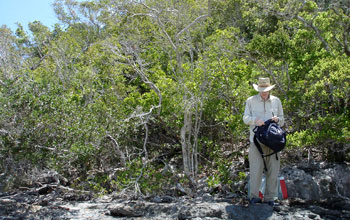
[243, 94, 284, 142]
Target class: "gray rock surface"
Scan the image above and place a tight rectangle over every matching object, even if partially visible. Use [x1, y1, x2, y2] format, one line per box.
[1, 162, 350, 219]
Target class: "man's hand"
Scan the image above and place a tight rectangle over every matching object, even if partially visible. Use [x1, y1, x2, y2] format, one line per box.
[255, 119, 265, 126]
[272, 116, 279, 123]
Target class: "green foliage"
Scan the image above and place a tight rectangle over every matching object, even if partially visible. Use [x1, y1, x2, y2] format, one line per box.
[207, 160, 232, 188]
[1, 0, 350, 194]
[107, 158, 178, 196]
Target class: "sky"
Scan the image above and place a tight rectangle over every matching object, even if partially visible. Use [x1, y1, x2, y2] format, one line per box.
[0, 0, 59, 33]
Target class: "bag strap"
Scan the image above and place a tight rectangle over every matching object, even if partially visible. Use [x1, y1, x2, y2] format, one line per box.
[253, 133, 279, 172]
[253, 135, 268, 172]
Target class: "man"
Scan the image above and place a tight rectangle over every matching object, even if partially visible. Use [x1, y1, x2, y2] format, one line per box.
[243, 77, 284, 206]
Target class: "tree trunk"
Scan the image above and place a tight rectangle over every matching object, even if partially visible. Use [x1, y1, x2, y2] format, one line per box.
[181, 107, 193, 176]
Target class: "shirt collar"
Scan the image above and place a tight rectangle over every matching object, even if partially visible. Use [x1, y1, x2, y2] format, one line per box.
[258, 94, 271, 102]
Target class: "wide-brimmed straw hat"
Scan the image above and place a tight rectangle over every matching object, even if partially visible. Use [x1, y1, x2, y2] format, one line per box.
[253, 77, 275, 92]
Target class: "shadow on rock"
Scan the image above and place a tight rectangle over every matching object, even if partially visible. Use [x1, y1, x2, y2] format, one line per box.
[225, 204, 273, 220]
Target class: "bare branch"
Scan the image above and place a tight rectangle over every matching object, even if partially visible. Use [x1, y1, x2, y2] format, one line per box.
[129, 13, 156, 18]
[296, 15, 333, 55]
[176, 14, 209, 39]
[34, 145, 68, 153]
[105, 40, 163, 164]
[138, 2, 159, 14]
[105, 135, 127, 167]
[107, 40, 162, 115]
[124, 105, 158, 122]
[30, 54, 48, 71]
[156, 17, 177, 51]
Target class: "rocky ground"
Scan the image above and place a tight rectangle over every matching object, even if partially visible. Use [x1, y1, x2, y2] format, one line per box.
[1, 162, 350, 220]
[0, 190, 349, 220]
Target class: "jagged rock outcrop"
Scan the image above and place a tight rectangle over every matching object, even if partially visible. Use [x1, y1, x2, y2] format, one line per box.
[282, 162, 350, 202]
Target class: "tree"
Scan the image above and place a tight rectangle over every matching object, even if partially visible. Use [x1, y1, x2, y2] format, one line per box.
[99, 0, 210, 179]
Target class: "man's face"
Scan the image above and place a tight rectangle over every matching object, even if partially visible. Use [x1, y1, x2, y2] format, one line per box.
[260, 91, 270, 100]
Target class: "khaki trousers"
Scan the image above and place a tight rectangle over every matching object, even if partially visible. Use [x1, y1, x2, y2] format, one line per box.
[249, 142, 280, 201]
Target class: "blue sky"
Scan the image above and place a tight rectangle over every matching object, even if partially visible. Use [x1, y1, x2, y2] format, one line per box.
[0, 0, 59, 33]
